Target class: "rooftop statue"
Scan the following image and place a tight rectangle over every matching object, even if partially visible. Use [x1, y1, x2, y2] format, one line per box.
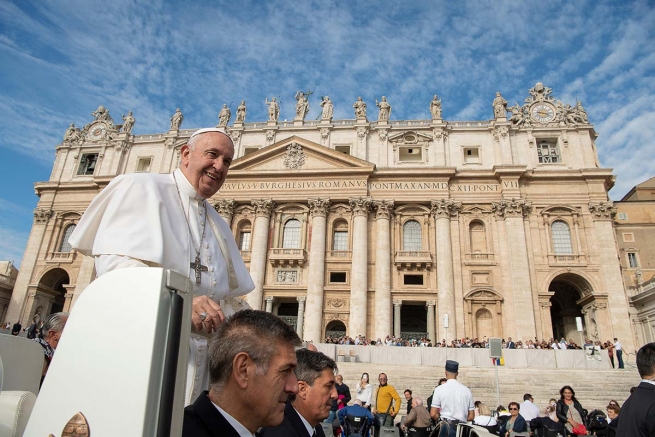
[492, 92, 508, 119]
[236, 100, 247, 123]
[353, 96, 367, 119]
[376, 96, 391, 121]
[218, 104, 231, 127]
[121, 111, 135, 134]
[170, 108, 184, 130]
[295, 90, 312, 121]
[265, 97, 280, 122]
[430, 95, 442, 119]
[320, 96, 333, 121]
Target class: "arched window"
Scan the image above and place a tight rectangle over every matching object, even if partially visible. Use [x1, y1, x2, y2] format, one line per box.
[282, 219, 301, 249]
[551, 220, 573, 254]
[403, 220, 422, 251]
[332, 220, 349, 251]
[469, 220, 487, 253]
[237, 220, 252, 251]
[59, 224, 77, 252]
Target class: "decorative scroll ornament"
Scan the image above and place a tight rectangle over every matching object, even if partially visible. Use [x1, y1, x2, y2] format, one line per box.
[212, 199, 236, 217]
[229, 129, 241, 143]
[492, 126, 509, 142]
[266, 129, 276, 143]
[165, 137, 176, 149]
[320, 127, 330, 141]
[588, 201, 616, 220]
[373, 200, 394, 219]
[378, 129, 388, 141]
[308, 198, 331, 217]
[430, 199, 462, 219]
[507, 82, 590, 128]
[432, 127, 448, 141]
[327, 299, 347, 308]
[357, 127, 368, 140]
[491, 198, 532, 219]
[34, 208, 53, 224]
[49, 411, 90, 437]
[251, 199, 275, 217]
[349, 197, 372, 216]
[283, 142, 305, 169]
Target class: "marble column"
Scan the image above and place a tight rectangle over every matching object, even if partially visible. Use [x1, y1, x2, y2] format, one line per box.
[213, 199, 236, 225]
[589, 201, 635, 352]
[393, 300, 402, 338]
[349, 197, 371, 337]
[304, 198, 331, 343]
[6, 208, 53, 325]
[296, 296, 306, 339]
[373, 200, 394, 340]
[247, 199, 274, 310]
[431, 199, 461, 343]
[426, 301, 436, 343]
[491, 198, 536, 340]
[265, 296, 275, 313]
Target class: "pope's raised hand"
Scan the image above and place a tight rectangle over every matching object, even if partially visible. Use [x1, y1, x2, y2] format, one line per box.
[191, 295, 225, 334]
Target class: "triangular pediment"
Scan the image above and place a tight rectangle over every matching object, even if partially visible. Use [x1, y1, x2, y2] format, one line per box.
[388, 130, 433, 144]
[229, 136, 375, 174]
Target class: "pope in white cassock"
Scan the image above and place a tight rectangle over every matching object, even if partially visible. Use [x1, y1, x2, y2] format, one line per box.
[68, 128, 255, 405]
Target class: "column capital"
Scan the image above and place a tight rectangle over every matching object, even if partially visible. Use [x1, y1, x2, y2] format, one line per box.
[308, 198, 331, 217]
[373, 200, 394, 219]
[392, 299, 403, 307]
[426, 300, 437, 307]
[349, 197, 372, 217]
[265, 296, 275, 303]
[588, 201, 616, 221]
[252, 199, 275, 217]
[491, 197, 532, 219]
[432, 127, 448, 141]
[34, 208, 53, 224]
[430, 199, 461, 219]
[212, 199, 236, 216]
[297, 296, 306, 304]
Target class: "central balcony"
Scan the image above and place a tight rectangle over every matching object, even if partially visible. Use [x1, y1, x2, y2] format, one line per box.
[394, 250, 433, 271]
[269, 248, 307, 267]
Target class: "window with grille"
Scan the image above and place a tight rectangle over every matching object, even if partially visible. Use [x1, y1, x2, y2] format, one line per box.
[537, 141, 560, 164]
[239, 232, 251, 250]
[282, 219, 301, 248]
[628, 252, 639, 268]
[551, 220, 573, 254]
[333, 231, 348, 251]
[403, 220, 422, 250]
[59, 224, 77, 252]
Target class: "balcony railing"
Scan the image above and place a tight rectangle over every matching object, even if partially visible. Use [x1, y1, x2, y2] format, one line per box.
[548, 253, 587, 266]
[47, 251, 75, 263]
[327, 250, 352, 260]
[394, 250, 432, 270]
[269, 248, 307, 267]
[239, 250, 251, 261]
[464, 252, 496, 265]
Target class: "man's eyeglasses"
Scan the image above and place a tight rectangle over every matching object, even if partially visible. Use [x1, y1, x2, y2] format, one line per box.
[379, 378, 387, 381]
[509, 408, 518, 411]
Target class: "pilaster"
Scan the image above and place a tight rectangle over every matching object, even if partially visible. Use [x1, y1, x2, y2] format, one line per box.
[304, 198, 330, 343]
[348, 197, 371, 337]
[373, 200, 393, 339]
[247, 199, 274, 310]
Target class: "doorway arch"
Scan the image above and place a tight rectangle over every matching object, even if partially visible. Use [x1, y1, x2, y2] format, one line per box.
[548, 273, 592, 342]
[325, 320, 347, 340]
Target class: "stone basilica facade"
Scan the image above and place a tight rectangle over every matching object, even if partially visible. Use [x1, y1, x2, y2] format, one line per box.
[5, 83, 636, 352]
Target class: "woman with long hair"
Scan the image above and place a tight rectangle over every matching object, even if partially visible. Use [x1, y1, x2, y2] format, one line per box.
[356, 372, 373, 409]
[556, 385, 587, 435]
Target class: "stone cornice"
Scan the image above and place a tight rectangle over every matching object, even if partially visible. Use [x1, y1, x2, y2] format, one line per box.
[308, 198, 331, 217]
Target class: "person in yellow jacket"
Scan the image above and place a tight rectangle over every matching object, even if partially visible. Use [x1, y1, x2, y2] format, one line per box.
[372, 373, 402, 434]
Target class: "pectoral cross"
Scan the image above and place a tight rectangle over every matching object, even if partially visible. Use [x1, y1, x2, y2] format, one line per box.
[190, 254, 208, 285]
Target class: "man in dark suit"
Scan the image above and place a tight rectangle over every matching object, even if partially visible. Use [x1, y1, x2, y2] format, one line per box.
[507, 337, 516, 349]
[261, 349, 338, 437]
[617, 342, 655, 436]
[11, 321, 21, 336]
[183, 310, 302, 437]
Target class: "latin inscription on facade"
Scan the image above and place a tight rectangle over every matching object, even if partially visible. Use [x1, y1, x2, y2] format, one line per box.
[222, 181, 515, 192]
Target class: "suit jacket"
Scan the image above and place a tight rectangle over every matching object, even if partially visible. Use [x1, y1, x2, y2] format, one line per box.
[261, 401, 326, 437]
[507, 341, 516, 349]
[616, 381, 655, 437]
[182, 391, 243, 437]
[11, 323, 21, 335]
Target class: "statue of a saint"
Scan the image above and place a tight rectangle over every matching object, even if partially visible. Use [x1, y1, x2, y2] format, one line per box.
[430, 95, 442, 119]
[295, 91, 311, 120]
[170, 108, 184, 130]
[575, 101, 588, 124]
[353, 97, 367, 119]
[236, 100, 247, 123]
[375, 96, 391, 121]
[492, 92, 507, 118]
[218, 104, 231, 127]
[320, 96, 333, 121]
[122, 111, 135, 134]
[63, 123, 80, 143]
[265, 97, 280, 122]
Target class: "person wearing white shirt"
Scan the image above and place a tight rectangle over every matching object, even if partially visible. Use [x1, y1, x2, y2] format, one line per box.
[614, 338, 624, 369]
[430, 360, 475, 437]
[356, 372, 373, 409]
[519, 394, 540, 422]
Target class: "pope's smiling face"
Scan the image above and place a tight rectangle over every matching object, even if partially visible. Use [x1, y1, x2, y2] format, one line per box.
[180, 132, 234, 199]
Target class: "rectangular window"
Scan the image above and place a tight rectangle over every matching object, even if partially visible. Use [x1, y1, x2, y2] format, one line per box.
[622, 233, 635, 243]
[403, 274, 424, 285]
[239, 232, 251, 250]
[628, 252, 639, 268]
[330, 272, 347, 283]
[399, 147, 423, 162]
[617, 212, 628, 220]
[333, 231, 348, 251]
[243, 146, 260, 156]
[463, 147, 480, 164]
[77, 153, 99, 175]
[335, 144, 351, 155]
[136, 157, 152, 172]
[537, 141, 560, 164]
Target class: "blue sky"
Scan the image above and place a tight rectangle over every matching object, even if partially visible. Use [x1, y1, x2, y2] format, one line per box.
[1, 0, 654, 268]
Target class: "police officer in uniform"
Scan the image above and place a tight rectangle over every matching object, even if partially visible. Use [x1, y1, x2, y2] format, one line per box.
[429, 360, 474, 437]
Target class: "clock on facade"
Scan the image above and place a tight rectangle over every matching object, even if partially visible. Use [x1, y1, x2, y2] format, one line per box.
[87, 123, 106, 141]
[531, 104, 555, 123]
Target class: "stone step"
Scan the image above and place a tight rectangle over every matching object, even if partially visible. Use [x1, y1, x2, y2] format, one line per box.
[333, 362, 640, 413]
